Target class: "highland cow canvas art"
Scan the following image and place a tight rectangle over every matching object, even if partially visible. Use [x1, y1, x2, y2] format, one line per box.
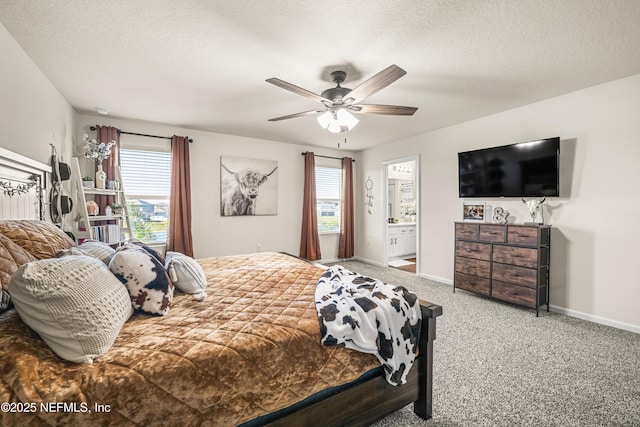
[220, 156, 278, 216]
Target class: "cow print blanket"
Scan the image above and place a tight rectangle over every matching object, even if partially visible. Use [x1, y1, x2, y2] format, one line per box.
[315, 265, 422, 386]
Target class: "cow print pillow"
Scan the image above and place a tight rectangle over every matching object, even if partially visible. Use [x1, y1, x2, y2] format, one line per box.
[109, 245, 174, 316]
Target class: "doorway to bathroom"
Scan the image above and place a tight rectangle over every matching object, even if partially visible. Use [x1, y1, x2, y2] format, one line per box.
[383, 155, 419, 275]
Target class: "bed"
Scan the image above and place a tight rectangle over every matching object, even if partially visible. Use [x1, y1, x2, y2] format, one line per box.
[0, 147, 442, 426]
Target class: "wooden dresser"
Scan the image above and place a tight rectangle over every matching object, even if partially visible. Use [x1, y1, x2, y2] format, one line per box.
[454, 222, 550, 316]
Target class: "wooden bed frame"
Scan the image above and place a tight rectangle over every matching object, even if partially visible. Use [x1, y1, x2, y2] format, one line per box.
[1, 147, 443, 426]
[261, 299, 442, 426]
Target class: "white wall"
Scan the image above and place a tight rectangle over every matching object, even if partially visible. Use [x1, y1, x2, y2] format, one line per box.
[357, 73, 640, 332]
[0, 23, 75, 165]
[0, 23, 76, 227]
[76, 114, 354, 261]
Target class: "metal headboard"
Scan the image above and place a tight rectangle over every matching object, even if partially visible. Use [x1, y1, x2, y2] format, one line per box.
[0, 147, 50, 220]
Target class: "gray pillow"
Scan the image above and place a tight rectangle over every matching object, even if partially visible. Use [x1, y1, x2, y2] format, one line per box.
[165, 251, 207, 299]
[7, 255, 133, 363]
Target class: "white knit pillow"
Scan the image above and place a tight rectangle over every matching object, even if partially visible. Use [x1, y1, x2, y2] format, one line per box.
[8, 255, 133, 363]
[78, 240, 116, 265]
[165, 251, 207, 300]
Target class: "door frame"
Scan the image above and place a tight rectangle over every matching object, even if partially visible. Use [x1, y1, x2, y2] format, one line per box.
[382, 155, 420, 274]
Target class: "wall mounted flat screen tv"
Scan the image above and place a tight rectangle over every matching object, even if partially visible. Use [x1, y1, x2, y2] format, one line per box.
[458, 137, 560, 198]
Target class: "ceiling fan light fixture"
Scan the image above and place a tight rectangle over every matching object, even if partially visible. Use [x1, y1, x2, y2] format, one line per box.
[336, 109, 359, 130]
[267, 64, 417, 136]
[317, 110, 334, 128]
[327, 119, 342, 133]
[317, 109, 359, 133]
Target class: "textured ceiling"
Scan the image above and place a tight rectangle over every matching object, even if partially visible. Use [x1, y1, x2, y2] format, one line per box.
[2, 0, 640, 151]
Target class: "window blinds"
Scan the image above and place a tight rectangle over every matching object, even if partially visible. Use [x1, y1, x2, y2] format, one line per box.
[120, 149, 172, 198]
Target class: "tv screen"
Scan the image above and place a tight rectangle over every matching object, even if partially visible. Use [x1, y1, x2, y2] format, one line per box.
[458, 137, 560, 198]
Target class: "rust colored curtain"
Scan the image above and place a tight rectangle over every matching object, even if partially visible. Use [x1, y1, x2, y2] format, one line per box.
[94, 125, 120, 213]
[338, 157, 354, 258]
[300, 152, 321, 261]
[167, 135, 194, 257]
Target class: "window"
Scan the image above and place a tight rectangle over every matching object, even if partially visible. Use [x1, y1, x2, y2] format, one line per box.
[120, 149, 171, 243]
[315, 167, 341, 234]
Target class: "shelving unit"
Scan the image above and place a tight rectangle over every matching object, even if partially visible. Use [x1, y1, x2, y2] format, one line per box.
[72, 157, 132, 245]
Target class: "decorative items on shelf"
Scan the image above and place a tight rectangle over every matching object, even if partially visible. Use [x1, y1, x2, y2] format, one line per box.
[462, 201, 486, 222]
[95, 165, 106, 190]
[110, 203, 123, 216]
[492, 207, 510, 224]
[82, 134, 115, 190]
[82, 176, 95, 188]
[86, 200, 99, 216]
[73, 156, 132, 246]
[522, 197, 546, 224]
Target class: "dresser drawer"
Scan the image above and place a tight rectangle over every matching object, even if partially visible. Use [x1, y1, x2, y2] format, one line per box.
[479, 224, 505, 243]
[455, 272, 490, 296]
[492, 263, 538, 288]
[453, 221, 551, 313]
[493, 245, 543, 268]
[455, 241, 491, 261]
[455, 257, 491, 278]
[507, 226, 539, 246]
[492, 280, 537, 308]
[455, 223, 478, 240]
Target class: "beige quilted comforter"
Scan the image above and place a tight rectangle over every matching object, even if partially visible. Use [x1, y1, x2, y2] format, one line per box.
[0, 252, 379, 426]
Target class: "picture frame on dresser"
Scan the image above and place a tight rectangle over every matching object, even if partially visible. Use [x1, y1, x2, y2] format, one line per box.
[462, 201, 486, 222]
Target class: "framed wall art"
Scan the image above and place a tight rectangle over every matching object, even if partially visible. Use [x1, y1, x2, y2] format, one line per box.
[462, 201, 486, 222]
[220, 156, 278, 216]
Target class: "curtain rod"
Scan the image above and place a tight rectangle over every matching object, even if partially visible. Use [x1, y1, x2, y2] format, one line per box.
[301, 152, 355, 162]
[90, 126, 193, 143]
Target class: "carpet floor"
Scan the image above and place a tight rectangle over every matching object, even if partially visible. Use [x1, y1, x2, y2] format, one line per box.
[328, 261, 640, 427]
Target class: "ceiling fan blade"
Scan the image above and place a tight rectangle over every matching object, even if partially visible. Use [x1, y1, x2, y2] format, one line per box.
[343, 64, 407, 104]
[350, 104, 418, 116]
[266, 78, 332, 104]
[268, 109, 325, 122]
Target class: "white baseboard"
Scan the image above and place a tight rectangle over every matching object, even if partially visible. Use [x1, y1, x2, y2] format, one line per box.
[549, 305, 640, 334]
[418, 273, 453, 286]
[339, 259, 640, 335]
[317, 257, 362, 266]
[353, 256, 384, 267]
[420, 278, 639, 334]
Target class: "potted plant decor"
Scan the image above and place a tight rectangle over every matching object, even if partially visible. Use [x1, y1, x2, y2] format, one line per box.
[110, 203, 124, 216]
[82, 176, 95, 188]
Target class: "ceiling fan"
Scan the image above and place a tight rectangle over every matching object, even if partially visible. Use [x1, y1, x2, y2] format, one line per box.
[266, 64, 418, 133]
